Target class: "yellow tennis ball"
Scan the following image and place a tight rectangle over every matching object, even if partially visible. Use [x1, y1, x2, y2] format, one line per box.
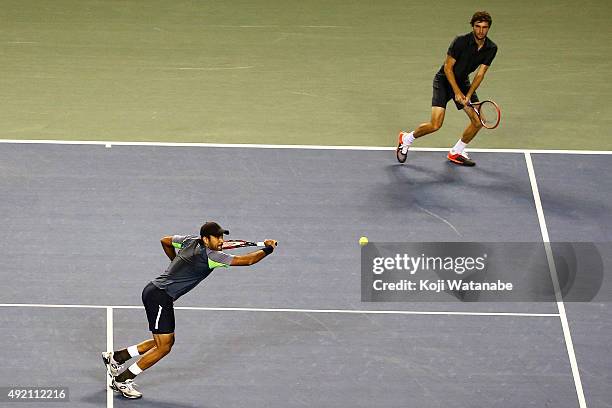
[359, 236, 369, 246]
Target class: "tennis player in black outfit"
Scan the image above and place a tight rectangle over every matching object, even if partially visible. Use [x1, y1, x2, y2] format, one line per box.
[397, 11, 498, 167]
[102, 221, 277, 399]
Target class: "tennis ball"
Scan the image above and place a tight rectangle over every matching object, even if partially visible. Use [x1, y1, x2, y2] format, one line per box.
[359, 236, 369, 246]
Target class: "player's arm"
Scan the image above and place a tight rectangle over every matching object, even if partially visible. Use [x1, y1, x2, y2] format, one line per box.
[230, 240, 278, 266]
[160, 236, 177, 261]
[443, 54, 467, 105]
[465, 64, 490, 101]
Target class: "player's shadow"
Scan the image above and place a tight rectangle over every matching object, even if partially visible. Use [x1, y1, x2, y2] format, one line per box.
[381, 160, 534, 211]
[385, 153, 604, 211]
[119, 398, 213, 408]
[80, 389, 217, 408]
[381, 155, 610, 240]
[80, 389, 216, 408]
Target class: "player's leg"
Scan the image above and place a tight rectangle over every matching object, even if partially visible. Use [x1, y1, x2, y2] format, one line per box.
[460, 104, 483, 143]
[111, 333, 174, 399]
[414, 107, 446, 137]
[116, 333, 175, 379]
[397, 74, 450, 163]
[115, 340, 157, 363]
[397, 107, 446, 163]
[134, 333, 176, 370]
[102, 339, 156, 378]
[110, 282, 175, 399]
[447, 89, 480, 166]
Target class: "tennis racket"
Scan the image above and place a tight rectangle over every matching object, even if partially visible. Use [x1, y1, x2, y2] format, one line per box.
[222, 240, 276, 250]
[467, 100, 501, 129]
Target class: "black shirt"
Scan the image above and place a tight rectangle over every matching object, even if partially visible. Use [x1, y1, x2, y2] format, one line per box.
[436, 32, 498, 82]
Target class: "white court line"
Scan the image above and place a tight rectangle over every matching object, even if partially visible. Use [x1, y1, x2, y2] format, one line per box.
[0, 303, 559, 317]
[525, 152, 587, 408]
[106, 307, 113, 408]
[0, 138, 611, 155]
[174, 66, 254, 71]
[299, 25, 349, 28]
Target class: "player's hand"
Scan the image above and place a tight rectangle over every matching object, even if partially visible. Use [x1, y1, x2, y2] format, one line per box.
[264, 239, 278, 248]
[454, 93, 467, 106]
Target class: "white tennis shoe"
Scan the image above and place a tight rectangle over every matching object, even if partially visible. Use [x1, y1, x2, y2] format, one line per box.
[110, 379, 142, 399]
[101, 351, 123, 378]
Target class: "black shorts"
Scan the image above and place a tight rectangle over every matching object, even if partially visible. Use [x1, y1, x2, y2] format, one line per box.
[432, 73, 478, 110]
[142, 281, 175, 334]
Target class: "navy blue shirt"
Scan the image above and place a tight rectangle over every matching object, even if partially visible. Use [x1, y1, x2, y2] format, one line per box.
[437, 32, 498, 81]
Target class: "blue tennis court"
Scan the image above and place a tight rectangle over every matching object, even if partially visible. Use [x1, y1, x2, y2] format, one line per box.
[1, 142, 609, 407]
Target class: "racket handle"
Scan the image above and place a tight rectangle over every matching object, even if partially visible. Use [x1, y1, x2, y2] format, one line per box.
[258, 241, 278, 247]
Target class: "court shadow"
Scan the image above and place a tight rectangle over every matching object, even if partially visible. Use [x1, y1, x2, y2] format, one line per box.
[381, 156, 610, 242]
[120, 398, 215, 408]
[80, 389, 217, 408]
[78, 389, 107, 406]
[381, 161, 533, 210]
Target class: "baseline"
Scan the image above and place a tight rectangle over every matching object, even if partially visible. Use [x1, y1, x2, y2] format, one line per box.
[0, 138, 611, 155]
[0, 303, 559, 317]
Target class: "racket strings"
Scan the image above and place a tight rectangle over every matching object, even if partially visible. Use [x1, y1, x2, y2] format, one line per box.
[479, 102, 498, 126]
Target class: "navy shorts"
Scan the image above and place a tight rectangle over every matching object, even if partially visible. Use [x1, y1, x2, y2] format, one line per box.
[142, 281, 175, 334]
[432, 74, 478, 110]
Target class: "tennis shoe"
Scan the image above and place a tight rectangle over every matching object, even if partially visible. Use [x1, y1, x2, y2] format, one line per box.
[447, 151, 476, 167]
[396, 131, 410, 163]
[110, 379, 142, 399]
[102, 351, 123, 378]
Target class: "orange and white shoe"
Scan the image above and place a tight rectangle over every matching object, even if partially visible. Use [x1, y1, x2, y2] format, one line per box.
[447, 151, 476, 166]
[396, 131, 410, 163]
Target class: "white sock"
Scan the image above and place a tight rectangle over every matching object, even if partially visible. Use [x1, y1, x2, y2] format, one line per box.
[402, 131, 416, 146]
[451, 140, 467, 154]
[127, 345, 140, 358]
[128, 362, 143, 376]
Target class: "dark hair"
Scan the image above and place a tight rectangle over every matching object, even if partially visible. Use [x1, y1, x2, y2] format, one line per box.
[470, 11, 492, 27]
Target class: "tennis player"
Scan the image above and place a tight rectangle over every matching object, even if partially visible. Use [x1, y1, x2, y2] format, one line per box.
[102, 221, 277, 399]
[397, 11, 498, 166]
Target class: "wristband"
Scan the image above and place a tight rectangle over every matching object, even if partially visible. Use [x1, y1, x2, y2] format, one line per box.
[262, 246, 274, 255]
